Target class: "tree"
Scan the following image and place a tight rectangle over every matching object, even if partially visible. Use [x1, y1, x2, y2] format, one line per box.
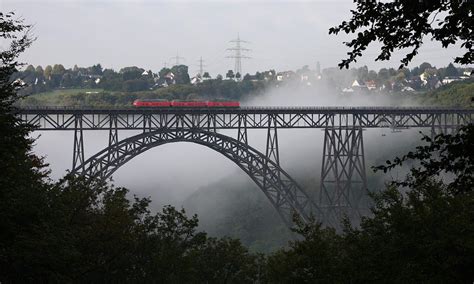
[1, 12, 265, 283]
[0, 11, 50, 281]
[419, 62, 433, 73]
[89, 63, 103, 75]
[52, 64, 66, 76]
[44, 65, 52, 79]
[329, 1, 473, 69]
[226, 69, 235, 80]
[120, 66, 144, 81]
[170, 65, 190, 85]
[445, 63, 459, 77]
[266, 125, 474, 282]
[356, 65, 369, 82]
[25, 64, 35, 72]
[235, 72, 241, 81]
[35, 65, 44, 77]
[202, 72, 210, 79]
[158, 67, 171, 78]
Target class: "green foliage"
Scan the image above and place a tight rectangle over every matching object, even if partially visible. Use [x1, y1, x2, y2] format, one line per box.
[421, 78, 474, 107]
[226, 69, 235, 79]
[1, 12, 263, 283]
[375, 125, 474, 194]
[170, 64, 190, 84]
[266, 125, 474, 282]
[330, 1, 473, 68]
[266, 219, 345, 283]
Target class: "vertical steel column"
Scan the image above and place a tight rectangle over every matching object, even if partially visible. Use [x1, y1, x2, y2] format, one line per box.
[143, 114, 151, 133]
[262, 114, 283, 211]
[207, 113, 217, 142]
[265, 114, 280, 166]
[431, 113, 456, 138]
[430, 113, 440, 140]
[319, 126, 368, 224]
[108, 114, 119, 162]
[264, 114, 281, 190]
[72, 114, 84, 170]
[109, 114, 118, 147]
[237, 114, 248, 145]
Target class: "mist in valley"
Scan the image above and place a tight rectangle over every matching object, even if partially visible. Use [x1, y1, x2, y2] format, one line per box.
[29, 79, 429, 252]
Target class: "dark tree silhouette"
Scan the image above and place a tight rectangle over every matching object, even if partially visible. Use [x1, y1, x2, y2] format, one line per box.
[330, 1, 473, 69]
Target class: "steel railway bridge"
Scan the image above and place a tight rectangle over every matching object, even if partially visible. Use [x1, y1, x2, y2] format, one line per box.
[18, 106, 474, 227]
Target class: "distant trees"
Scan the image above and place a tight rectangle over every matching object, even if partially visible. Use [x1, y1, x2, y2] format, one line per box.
[170, 64, 190, 84]
[226, 69, 235, 80]
[44, 65, 52, 79]
[445, 63, 459, 77]
[1, 12, 264, 283]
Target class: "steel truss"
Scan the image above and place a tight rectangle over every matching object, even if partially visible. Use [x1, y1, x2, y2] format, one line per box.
[319, 127, 368, 223]
[72, 115, 84, 170]
[71, 128, 326, 227]
[19, 107, 473, 130]
[19, 106, 473, 227]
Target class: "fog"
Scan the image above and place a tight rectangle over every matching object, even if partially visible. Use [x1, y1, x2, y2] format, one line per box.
[32, 81, 426, 220]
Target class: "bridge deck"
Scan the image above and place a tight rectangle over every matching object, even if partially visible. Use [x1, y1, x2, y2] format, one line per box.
[17, 106, 474, 114]
[17, 106, 474, 130]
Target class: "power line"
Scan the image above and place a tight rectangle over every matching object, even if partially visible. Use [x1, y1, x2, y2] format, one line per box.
[226, 33, 251, 79]
[197, 56, 207, 76]
[170, 50, 185, 66]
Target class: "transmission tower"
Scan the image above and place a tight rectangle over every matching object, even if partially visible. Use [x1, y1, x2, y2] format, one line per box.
[226, 34, 250, 79]
[197, 56, 206, 76]
[170, 51, 185, 66]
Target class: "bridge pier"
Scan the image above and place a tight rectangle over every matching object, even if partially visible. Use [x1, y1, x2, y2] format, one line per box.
[319, 126, 368, 224]
[265, 115, 280, 180]
[430, 113, 460, 140]
[237, 114, 248, 145]
[19, 106, 471, 228]
[72, 115, 84, 171]
[108, 114, 119, 162]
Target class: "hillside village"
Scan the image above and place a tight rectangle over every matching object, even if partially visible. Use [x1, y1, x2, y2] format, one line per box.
[13, 62, 474, 99]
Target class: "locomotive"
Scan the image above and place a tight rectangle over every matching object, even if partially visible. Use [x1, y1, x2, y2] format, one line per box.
[132, 99, 240, 108]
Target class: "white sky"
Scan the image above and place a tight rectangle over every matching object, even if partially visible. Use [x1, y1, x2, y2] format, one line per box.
[2, 0, 470, 76]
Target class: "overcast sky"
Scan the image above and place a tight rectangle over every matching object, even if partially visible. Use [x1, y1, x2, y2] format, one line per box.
[2, 0, 469, 76]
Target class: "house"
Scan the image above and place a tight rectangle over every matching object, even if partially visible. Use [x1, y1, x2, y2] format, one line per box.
[463, 70, 473, 77]
[351, 80, 368, 91]
[164, 72, 176, 85]
[190, 76, 203, 85]
[276, 71, 295, 81]
[401, 86, 415, 92]
[364, 80, 377, 91]
[13, 78, 26, 87]
[263, 71, 275, 81]
[442, 76, 461, 85]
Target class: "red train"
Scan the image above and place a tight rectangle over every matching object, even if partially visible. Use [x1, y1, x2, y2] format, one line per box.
[133, 99, 240, 108]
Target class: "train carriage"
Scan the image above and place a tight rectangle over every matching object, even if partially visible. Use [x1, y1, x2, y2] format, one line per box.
[133, 99, 240, 108]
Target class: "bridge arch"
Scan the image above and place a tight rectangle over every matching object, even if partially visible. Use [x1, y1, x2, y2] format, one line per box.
[72, 128, 325, 226]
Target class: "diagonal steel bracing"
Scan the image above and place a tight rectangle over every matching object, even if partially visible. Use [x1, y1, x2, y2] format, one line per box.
[319, 126, 368, 224]
[237, 114, 248, 145]
[71, 128, 327, 227]
[20, 106, 473, 228]
[72, 115, 84, 170]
